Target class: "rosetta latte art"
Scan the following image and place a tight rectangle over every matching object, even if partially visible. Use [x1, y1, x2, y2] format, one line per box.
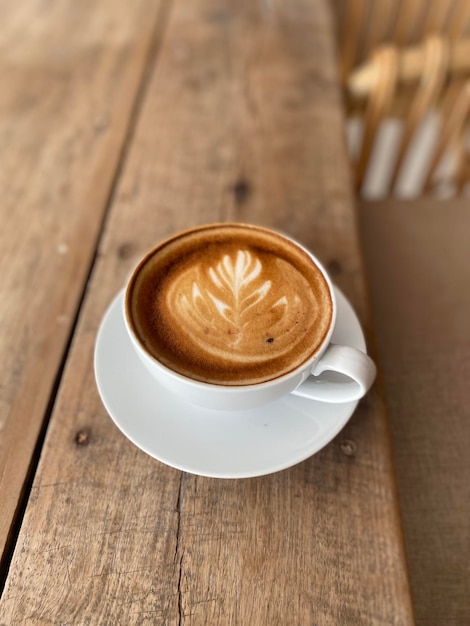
[165, 249, 310, 364]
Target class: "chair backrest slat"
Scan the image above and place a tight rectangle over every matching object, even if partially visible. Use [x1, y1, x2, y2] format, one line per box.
[389, 37, 450, 191]
[422, 0, 454, 37]
[447, 1, 470, 39]
[355, 47, 398, 191]
[424, 80, 470, 191]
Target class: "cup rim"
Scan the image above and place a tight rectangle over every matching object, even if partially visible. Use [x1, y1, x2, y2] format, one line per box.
[124, 222, 337, 390]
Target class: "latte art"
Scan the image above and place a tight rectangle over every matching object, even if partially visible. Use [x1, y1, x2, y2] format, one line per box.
[167, 249, 307, 359]
[204, 251, 273, 342]
[127, 224, 333, 385]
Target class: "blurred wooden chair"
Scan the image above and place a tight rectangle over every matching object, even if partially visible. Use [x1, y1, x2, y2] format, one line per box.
[349, 36, 470, 196]
[331, 0, 470, 197]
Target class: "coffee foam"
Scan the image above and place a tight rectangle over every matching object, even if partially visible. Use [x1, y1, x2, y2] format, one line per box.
[127, 224, 333, 385]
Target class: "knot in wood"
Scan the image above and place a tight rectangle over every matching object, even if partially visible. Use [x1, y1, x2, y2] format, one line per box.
[340, 438, 356, 457]
[327, 259, 343, 275]
[75, 428, 91, 446]
[232, 179, 251, 204]
[117, 241, 136, 260]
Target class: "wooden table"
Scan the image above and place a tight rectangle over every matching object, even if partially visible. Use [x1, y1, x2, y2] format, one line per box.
[0, 1, 414, 623]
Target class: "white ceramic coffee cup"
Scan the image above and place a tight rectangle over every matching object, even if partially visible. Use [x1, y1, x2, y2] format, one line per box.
[123, 229, 376, 411]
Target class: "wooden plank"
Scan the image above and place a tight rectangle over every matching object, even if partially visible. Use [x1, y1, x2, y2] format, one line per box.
[360, 198, 470, 625]
[0, 0, 414, 623]
[0, 0, 165, 563]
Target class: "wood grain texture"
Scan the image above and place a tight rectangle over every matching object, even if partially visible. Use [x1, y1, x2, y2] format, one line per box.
[360, 198, 470, 626]
[0, 0, 414, 623]
[0, 0, 165, 563]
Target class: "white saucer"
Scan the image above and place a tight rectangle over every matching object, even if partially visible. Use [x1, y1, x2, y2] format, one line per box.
[94, 288, 367, 478]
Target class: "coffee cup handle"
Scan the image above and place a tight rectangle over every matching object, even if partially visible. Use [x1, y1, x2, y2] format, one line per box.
[291, 344, 376, 403]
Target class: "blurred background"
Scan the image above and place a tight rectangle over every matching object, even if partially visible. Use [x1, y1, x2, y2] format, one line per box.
[331, 0, 470, 198]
